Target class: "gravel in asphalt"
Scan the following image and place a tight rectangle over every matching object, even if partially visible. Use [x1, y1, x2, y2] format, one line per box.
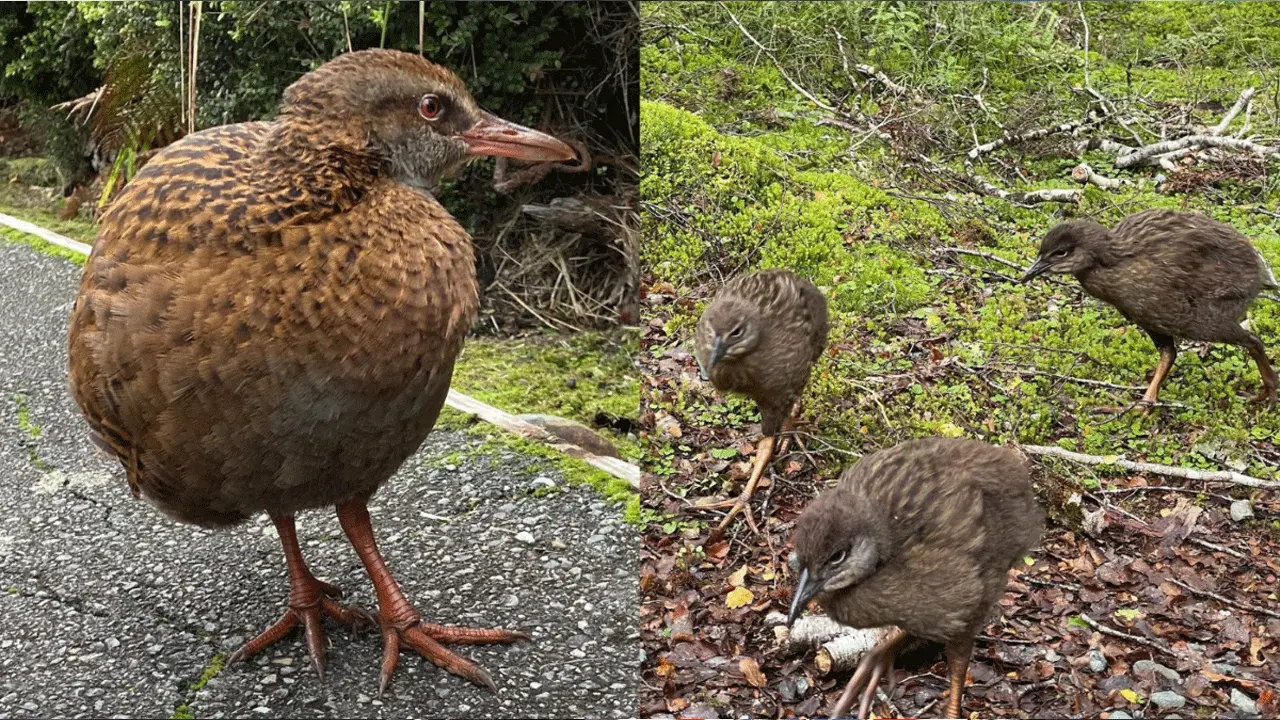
[0, 242, 640, 719]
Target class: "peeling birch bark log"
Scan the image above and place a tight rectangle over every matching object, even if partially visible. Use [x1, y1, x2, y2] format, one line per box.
[766, 611, 895, 674]
[1115, 134, 1277, 169]
[1211, 87, 1255, 136]
[1071, 162, 1129, 190]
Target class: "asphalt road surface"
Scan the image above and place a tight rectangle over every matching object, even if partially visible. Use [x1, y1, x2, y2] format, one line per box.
[0, 242, 639, 719]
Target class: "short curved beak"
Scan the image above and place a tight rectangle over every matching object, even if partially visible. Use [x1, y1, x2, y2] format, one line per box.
[699, 338, 726, 381]
[787, 568, 821, 626]
[1019, 257, 1050, 283]
[460, 111, 577, 162]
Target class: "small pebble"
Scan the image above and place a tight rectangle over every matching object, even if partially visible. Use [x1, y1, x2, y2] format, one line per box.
[1231, 688, 1258, 716]
[515, 531, 536, 545]
[1086, 649, 1107, 673]
[1150, 691, 1186, 709]
[1230, 499, 1254, 523]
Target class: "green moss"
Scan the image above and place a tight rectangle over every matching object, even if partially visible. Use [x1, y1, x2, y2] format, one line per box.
[172, 653, 225, 719]
[13, 394, 40, 440]
[0, 225, 88, 266]
[451, 331, 640, 461]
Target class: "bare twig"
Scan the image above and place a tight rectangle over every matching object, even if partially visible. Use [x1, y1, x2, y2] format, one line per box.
[718, 2, 836, 113]
[1076, 613, 1176, 656]
[1020, 444, 1280, 489]
[1168, 578, 1280, 620]
[966, 119, 1090, 163]
[853, 62, 908, 96]
[935, 247, 1024, 272]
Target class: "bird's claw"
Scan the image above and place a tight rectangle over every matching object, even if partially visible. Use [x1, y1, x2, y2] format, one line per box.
[228, 584, 374, 682]
[375, 618, 529, 696]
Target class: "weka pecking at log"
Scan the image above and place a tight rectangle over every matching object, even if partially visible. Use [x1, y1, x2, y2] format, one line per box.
[67, 49, 576, 694]
[788, 437, 1043, 719]
[1020, 209, 1278, 408]
[694, 268, 828, 534]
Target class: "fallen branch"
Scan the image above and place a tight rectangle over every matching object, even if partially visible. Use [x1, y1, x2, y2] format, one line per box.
[1019, 444, 1280, 489]
[971, 176, 1081, 205]
[967, 119, 1089, 163]
[1071, 162, 1129, 190]
[1115, 134, 1277, 169]
[1211, 87, 1255, 136]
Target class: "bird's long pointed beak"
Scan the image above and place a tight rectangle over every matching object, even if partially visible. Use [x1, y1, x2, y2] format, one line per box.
[787, 567, 820, 626]
[1019, 257, 1050, 283]
[459, 112, 577, 162]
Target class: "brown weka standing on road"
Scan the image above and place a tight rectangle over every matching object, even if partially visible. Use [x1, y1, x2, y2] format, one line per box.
[1021, 209, 1278, 409]
[67, 49, 576, 693]
[694, 268, 829, 534]
[788, 437, 1043, 719]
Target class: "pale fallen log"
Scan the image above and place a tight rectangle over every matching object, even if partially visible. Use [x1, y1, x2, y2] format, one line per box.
[766, 611, 894, 675]
[1019, 444, 1280, 490]
[1071, 162, 1129, 190]
[0, 213, 94, 256]
[853, 62, 908, 96]
[1211, 87, 1255, 136]
[1115, 134, 1277, 169]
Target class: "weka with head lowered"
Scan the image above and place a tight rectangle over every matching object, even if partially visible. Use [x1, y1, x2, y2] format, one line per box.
[1020, 209, 1278, 408]
[694, 268, 828, 534]
[67, 49, 576, 693]
[788, 437, 1043, 719]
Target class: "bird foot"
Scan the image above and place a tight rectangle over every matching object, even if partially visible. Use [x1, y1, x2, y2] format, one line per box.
[1093, 399, 1155, 415]
[1250, 388, 1277, 405]
[228, 577, 374, 681]
[374, 615, 529, 695]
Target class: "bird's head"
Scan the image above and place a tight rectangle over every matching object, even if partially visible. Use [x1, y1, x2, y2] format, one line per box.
[1020, 219, 1111, 282]
[693, 296, 761, 381]
[278, 49, 576, 189]
[787, 488, 885, 626]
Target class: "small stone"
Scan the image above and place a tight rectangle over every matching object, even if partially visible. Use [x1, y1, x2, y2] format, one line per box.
[503, 594, 520, 607]
[550, 539, 567, 550]
[1108, 713, 1133, 720]
[252, 707, 272, 715]
[1134, 659, 1180, 684]
[1231, 688, 1258, 716]
[356, 694, 371, 704]
[530, 476, 556, 489]
[104, 637, 120, 650]
[1086, 649, 1107, 673]
[261, 674, 277, 685]
[1150, 691, 1186, 709]
[515, 531, 536, 545]
[1230, 500, 1255, 522]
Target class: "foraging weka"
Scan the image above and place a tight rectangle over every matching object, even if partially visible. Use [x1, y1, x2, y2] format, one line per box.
[694, 268, 828, 534]
[1020, 209, 1278, 408]
[67, 49, 576, 693]
[788, 437, 1043, 719]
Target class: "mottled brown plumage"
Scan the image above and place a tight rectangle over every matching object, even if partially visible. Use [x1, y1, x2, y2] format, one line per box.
[694, 268, 829, 532]
[67, 49, 575, 693]
[789, 437, 1043, 719]
[1021, 209, 1278, 407]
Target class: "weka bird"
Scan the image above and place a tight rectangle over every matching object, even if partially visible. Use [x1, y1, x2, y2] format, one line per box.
[694, 268, 828, 533]
[67, 49, 576, 693]
[1020, 209, 1278, 407]
[788, 437, 1043, 719]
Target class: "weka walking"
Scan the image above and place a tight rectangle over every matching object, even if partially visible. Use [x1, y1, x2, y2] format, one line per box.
[67, 50, 576, 693]
[694, 268, 828, 533]
[1020, 209, 1278, 407]
[788, 437, 1043, 719]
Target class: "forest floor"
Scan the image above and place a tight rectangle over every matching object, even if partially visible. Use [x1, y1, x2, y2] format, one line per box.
[639, 3, 1280, 719]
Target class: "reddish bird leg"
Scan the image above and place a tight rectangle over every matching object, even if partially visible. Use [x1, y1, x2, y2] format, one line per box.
[828, 627, 910, 719]
[228, 514, 374, 680]
[335, 500, 529, 695]
[943, 637, 975, 719]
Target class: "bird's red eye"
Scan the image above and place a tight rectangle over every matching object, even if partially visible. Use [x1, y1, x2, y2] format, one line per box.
[418, 94, 443, 121]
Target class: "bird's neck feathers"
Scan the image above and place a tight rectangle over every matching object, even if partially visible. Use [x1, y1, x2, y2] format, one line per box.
[250, 114, 382, 229]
